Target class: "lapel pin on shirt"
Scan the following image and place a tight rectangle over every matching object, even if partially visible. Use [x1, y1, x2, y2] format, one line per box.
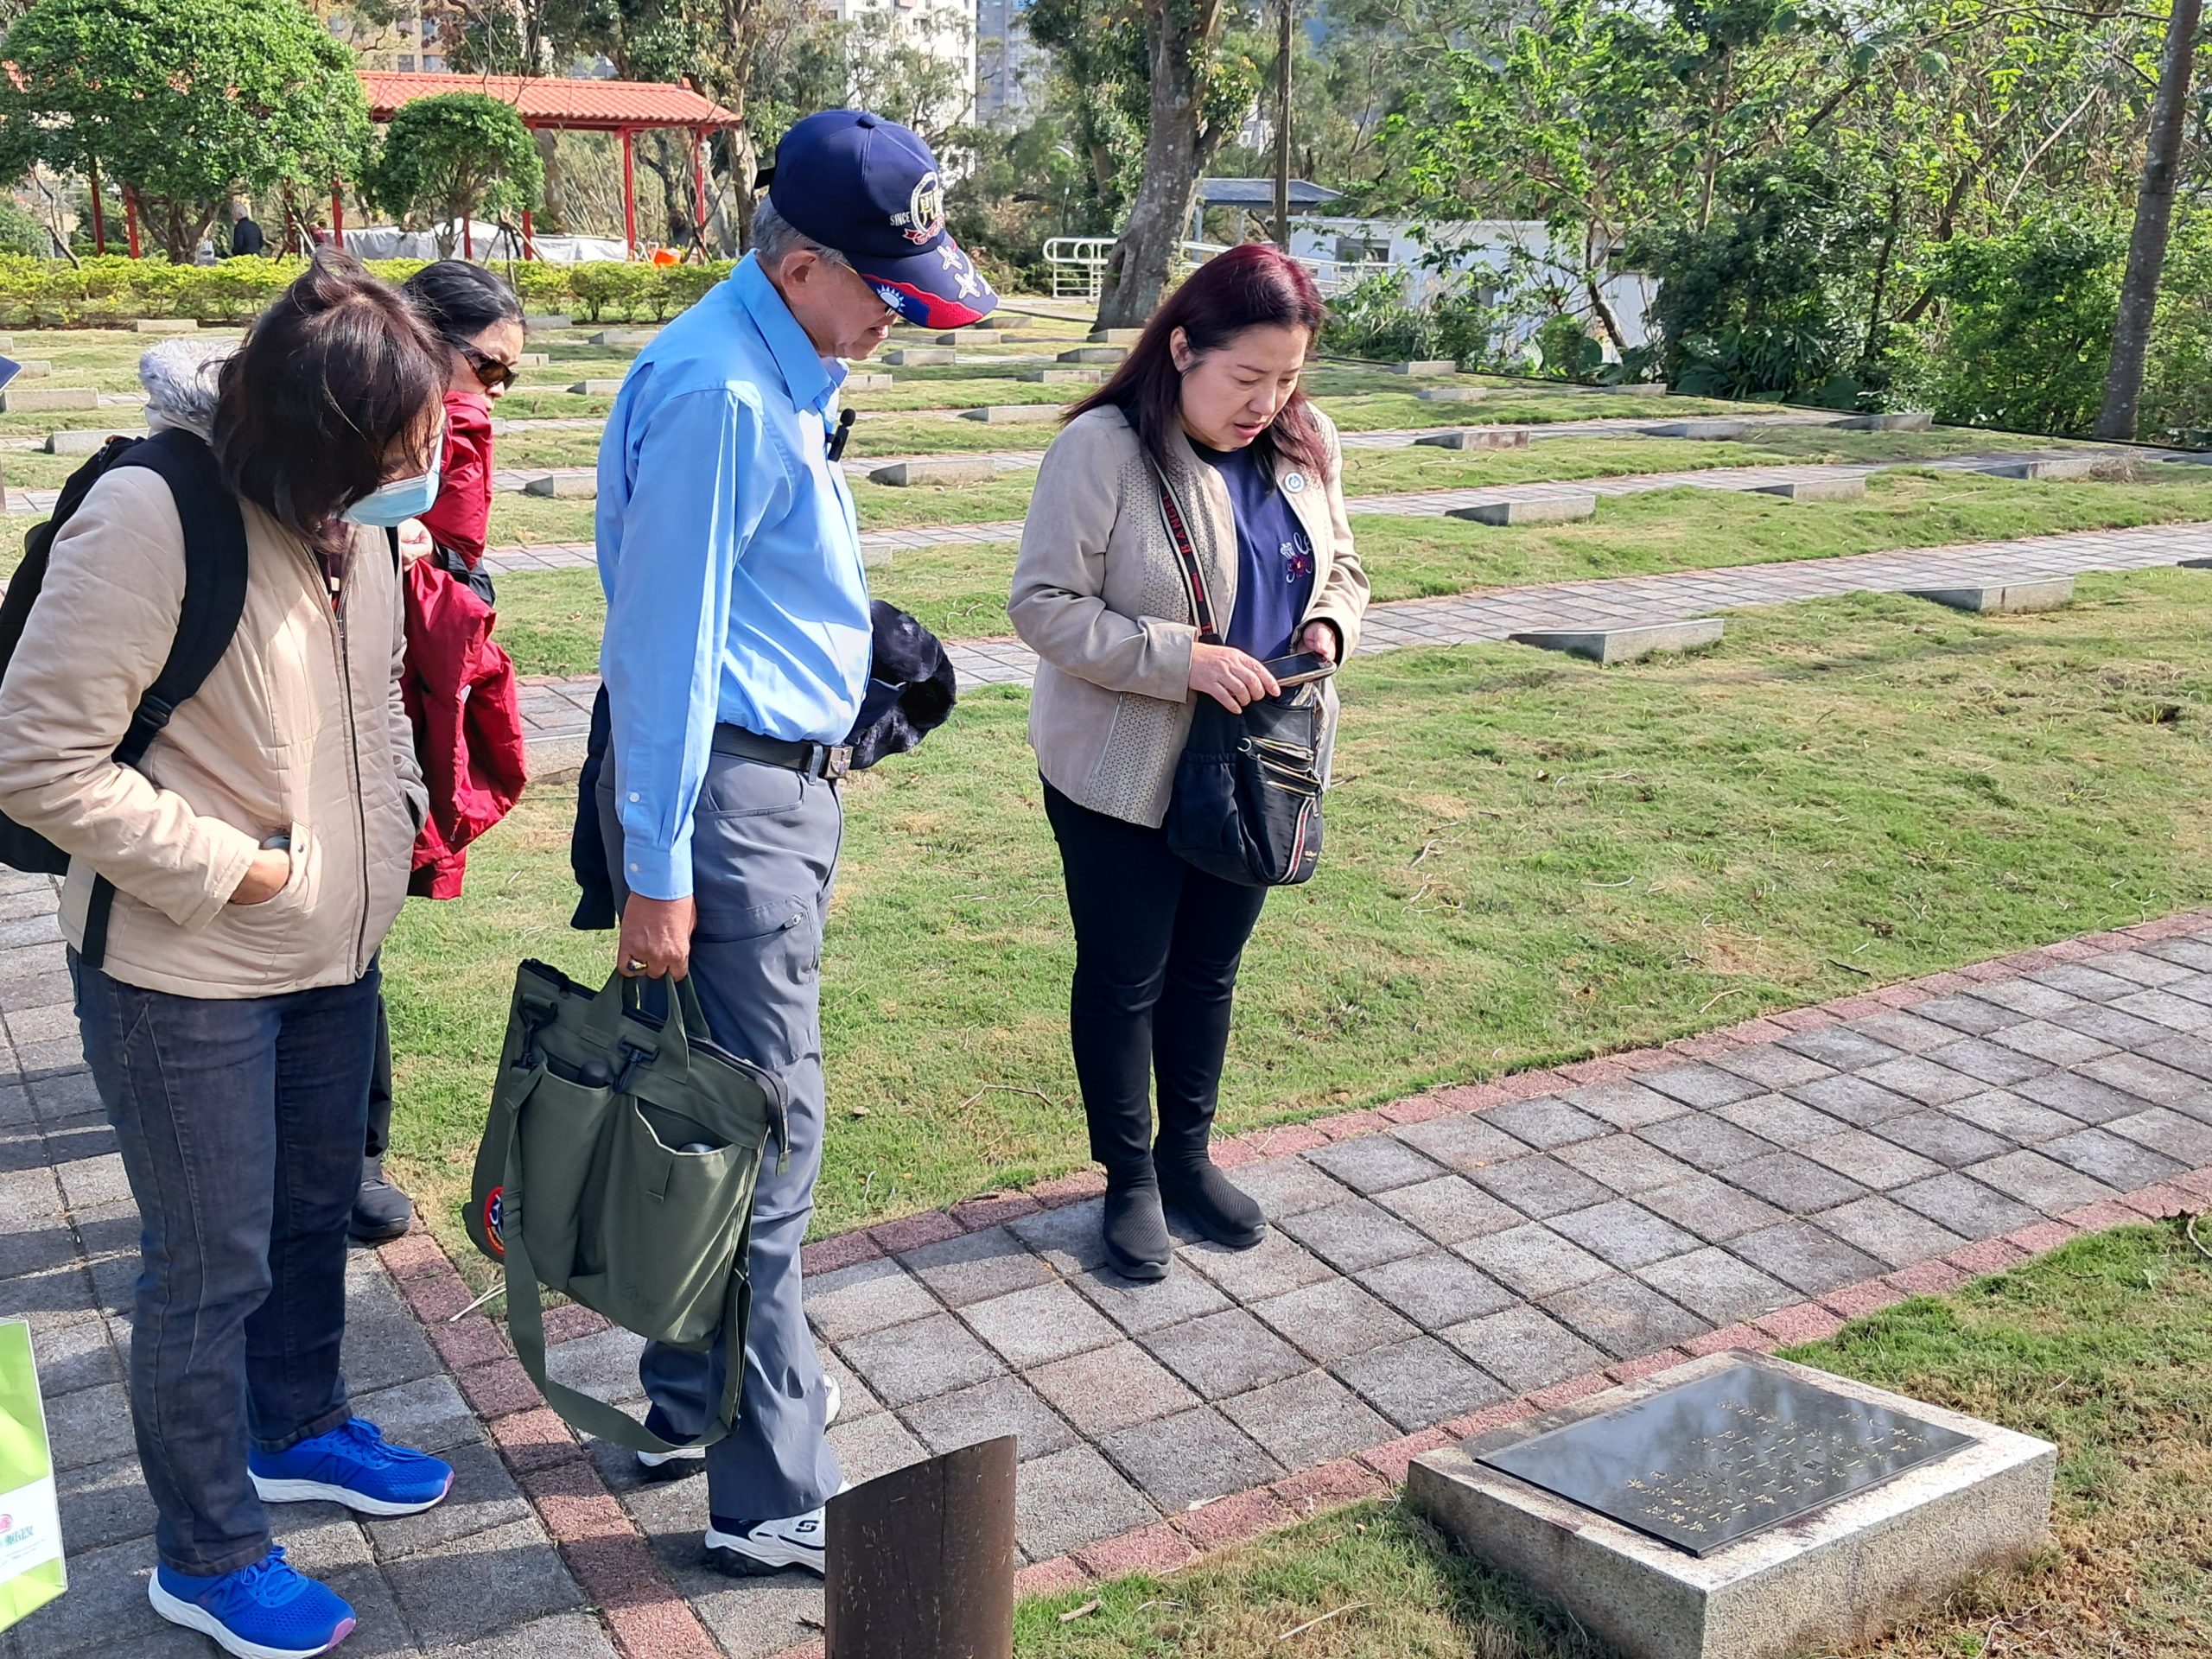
[1284, 472, 1306, 494]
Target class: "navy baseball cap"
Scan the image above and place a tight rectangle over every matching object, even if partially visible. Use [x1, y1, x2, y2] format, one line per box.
[767, 110, 999, 329]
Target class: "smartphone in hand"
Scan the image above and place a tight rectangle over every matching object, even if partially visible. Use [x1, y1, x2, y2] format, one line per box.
[1259, 650, 1337, 688]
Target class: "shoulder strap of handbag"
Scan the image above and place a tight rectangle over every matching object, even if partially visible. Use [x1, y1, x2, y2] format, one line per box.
[1149, 461, 1222, 645]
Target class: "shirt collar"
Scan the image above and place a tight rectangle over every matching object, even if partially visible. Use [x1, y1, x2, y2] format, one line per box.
[732, 253, 847, 415]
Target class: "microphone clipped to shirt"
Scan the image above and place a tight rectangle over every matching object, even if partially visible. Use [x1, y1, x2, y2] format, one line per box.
[827, 408, 856, 464]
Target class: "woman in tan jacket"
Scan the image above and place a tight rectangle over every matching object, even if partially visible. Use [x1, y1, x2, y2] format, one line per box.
[0, 253, 454, 1659]
[1008, 245, 1370, 1281]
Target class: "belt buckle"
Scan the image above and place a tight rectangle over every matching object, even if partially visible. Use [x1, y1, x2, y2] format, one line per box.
[823, 744, 852, 781]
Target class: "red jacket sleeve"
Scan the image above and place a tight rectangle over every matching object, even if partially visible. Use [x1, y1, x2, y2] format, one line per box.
[419, 391, 494, 568]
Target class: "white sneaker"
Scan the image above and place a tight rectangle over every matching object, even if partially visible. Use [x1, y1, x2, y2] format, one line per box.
[634, 1377, 841, 1477]
[704, 1509, 826, 1577]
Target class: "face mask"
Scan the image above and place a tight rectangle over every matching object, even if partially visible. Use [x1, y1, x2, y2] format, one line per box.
[344, 459, 442, 527]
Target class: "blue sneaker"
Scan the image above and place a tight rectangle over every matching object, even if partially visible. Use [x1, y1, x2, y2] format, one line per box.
[248, 1419, 453, 1517]
[149, 1547, 355, 1658]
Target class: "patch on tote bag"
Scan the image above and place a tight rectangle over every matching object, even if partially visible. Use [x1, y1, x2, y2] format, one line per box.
[481, 1187, 506, 1258]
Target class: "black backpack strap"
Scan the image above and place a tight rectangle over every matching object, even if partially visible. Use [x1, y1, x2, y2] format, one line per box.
[79, 429, 251, 971]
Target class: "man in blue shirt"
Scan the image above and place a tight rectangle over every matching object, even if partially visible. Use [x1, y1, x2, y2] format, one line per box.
[593, 109, 996, 1575]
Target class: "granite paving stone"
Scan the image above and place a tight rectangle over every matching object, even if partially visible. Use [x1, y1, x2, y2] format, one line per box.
[804, 1257, 941, 1342]
[1072, 1261, 1235, 1333]
[1987, 1020, 2118, 1065]
[2077, 1052, 2212, 1113]
[899, 1225, 1055, 1307]
[54, 1453, 158, 1553]
[1353, 1249, 1516, 1328]
[1890, 1173, 2044, 1240]
[1635, 1248, 1796, 1325]
[1274, 1197, 1430, 1272]
[1143, 1307, 1309, 1399]
[1720, 1149, 1871, 1211]
[1547, 1198, 1704, 1270]
[1711, 1043, 1835, 1090]
[1560, 1079, 1688, 1129]
[384, 1517, 584, 1649]
[1714, 1092, 1847, 1147]
[1872, 1109, 2014, 1168]
[1483, 1096, 1609, 1149]
[1374, 1173, 1527, 1244]
[1924, 1037, 2051, 1088]
[1332, 1335, 1510, 1431]
[2014, 1069, 2171, 1125]
[1469, 1154, 1614, 1218]
[368, 1440, 530, 1561]
[1027, 1340, 1201, 1436]
[1778, 1027, 1906, 1071]
[2107, 1106, 2212, 1165]
[2140, 1032, 2212, 1081]
[1391, 1114, 1529, 1174]
[2036, 1126, 2190, 1192]
[1097, 1405, 1281, 1509]
[1460, 1222, 1611, 1298]
[1912, 995, 2023, 1035]
[823, 1408, 926, 1486]
[1942, 1088, 2080, 1144]
[2114, 988, 2212, 1031]
[1797, 1128, 1944, 1191]
[957, 1279, 1122, 1368]
[1224, 1157, 1354, 1217]
[1440, 1306, 1608, 1394]
[1853, 1010, 1979, 1054]
[1857, 1057, 1987, 1106]
[6, 1535, 203, 1659]
[835, 1311, 1003, 1408]
[1972, 979, 2082, 1018]
[1179, 1229, 1335, 1300]
[1551, 1134, 1701, 1194]
[1810, 1197, 1971, 1268]
[1787, 1073, 1921, 1127]
[1635, 1173, 1790, 1243]
[1730, 1220, 1887, 1294]
[1962, 1149, 2120, 1213]
[1637, 1064, 1765, 1109]
[1541, 1274, 1709, 1358]
[1249, 1277, 1416, 1363]
[1013, 1444, 1159, 1561]
[2058, 1005, 2178, 1051]
[1218, 1369, 1395, 1470]
[1006, 1196, 1111, 1273]
[2031, 963, 2144, 1001]
[1304, 1134, 1446, 1194]
[1636, 1112, 1779, 1173]
[899, 1373, 1077, 1461]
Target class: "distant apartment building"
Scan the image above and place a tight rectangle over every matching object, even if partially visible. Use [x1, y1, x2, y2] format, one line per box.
[315, 2, 449, 73]
[976, 0, 1045, 124]
[826, 0, 979, 125]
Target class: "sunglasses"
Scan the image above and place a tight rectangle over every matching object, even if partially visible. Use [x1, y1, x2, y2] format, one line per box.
[460, 343, 521, 392]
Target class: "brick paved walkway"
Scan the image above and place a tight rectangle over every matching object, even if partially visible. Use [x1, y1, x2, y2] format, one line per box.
[508, 517, 2212, 771]
[8, 849, 2211, 1658]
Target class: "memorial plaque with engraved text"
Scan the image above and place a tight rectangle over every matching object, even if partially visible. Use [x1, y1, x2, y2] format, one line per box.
[1473, 1362, 1974, 1555]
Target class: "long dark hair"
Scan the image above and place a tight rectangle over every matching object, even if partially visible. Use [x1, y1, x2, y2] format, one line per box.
[213, 249, 447, 556]
[1069, 244, 1330, 476]
[403, 258, 524, 350]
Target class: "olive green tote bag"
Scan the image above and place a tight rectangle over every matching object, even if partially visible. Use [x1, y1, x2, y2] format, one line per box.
[467, 960, 788, 1454]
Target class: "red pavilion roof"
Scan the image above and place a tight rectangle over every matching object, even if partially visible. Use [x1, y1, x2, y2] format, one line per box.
[359, 72, 741, 132]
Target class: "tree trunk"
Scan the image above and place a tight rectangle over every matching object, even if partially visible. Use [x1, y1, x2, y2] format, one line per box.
[1096, 0, 1222, 327]
[728, 124, 760, 251]
[2095, 0, 2202, 440]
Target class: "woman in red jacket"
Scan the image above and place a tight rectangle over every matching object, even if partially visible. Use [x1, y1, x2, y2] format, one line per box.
[352, 263, 531, 1242]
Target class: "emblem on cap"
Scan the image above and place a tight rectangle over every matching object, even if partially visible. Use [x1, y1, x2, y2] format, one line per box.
[892, 170, 947, 245]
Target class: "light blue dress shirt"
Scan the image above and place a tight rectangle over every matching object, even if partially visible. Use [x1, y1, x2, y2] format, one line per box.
[595, 254, 873, 900]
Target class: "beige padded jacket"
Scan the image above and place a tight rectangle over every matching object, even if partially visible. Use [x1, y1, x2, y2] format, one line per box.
[1008, 404, 1370, 827]
[0, 463, 426, 999]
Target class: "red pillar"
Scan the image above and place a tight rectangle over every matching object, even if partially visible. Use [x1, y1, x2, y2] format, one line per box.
[692, 129, 709, 251]
[88, 159, 105, 254]
[521, 207, 536, 261]
[124, 188, 141, 258]
[331, 186, 345, 248]
[462, 213, 473, 260]
[620, 126, 638, 258]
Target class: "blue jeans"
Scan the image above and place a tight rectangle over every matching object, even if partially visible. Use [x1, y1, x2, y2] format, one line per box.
[71, 954, 382, 1575]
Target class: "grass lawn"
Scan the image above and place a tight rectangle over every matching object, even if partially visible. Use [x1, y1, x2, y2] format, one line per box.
[485, 467, 2212, 677]
[385, 572, 2212, 1261]
[1012, 1220, 2212, 1658]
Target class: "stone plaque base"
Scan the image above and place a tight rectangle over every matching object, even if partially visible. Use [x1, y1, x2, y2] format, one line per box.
[1448, 492, 1597, 527]
[1415, 429, 1532, 451]
[1909, 576, 2073, 613]
[1980, 455, 2097, 480]
[524, 474, 596, 499]
[1408, 1353, 2054, 1659]
[1752, 476, 1866, 503]
[960, 405, 1056, 423]
[1510, 619, 1723, 665]
[869, 457, 997, 487]
[1643, 419, 1749, 441]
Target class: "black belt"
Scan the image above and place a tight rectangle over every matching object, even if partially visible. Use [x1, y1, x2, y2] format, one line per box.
[711, 724, 853, 780]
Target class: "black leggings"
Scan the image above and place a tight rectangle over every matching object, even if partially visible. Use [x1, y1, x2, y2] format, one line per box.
[1043, 780, 1268, 1173]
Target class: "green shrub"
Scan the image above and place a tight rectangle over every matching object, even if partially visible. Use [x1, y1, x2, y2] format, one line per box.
[506, 260, 575, 314]
[1923, 216, 2124, 437]
[1320, 267, 1500, 367]
[566, 261, 659, 321]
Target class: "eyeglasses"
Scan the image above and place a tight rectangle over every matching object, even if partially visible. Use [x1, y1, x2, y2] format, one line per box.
[460, 344, 520, 392]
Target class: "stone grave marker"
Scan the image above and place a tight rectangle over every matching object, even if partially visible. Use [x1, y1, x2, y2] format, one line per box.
[1447, 492, 1597, 527]
[3, 386, 99, 413]
[524, 313, 574, 332]
[524, 474, 596, 499]
[1414, 428, 1531, 452]
[1389, 359, 1458, 377]
[569, 379, 626, 396]
[132, 318, 199, 334]
[592, 328, 657, 349]
[884, 347, 957, 366]
[868, 457, 996, 487]
[1907, 576, 2074, 613]
[1510, 618, 1723, 665]
[1978, 455, 2098, 481]
[1415, 386, 1490, 403]
[1090, 327, 1143, 346]
[845, 372, 894, 392]
[48, 428, 145, 455]
[1058, 346, 1125, 365]
[515, 352, 550, 367]
[1023, 369, 1103, 385]
[959, 405, 1055, 423]
[938, 328, 1001, 345]
[1643, 419, 1749, 441]
[1410, 1352, 2054, 1659]
[1751, 476, 1866, 503]
[11, 359, 50, 378]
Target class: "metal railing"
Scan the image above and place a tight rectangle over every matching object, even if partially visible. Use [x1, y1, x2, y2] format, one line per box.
[1043, 236, 1116, 301]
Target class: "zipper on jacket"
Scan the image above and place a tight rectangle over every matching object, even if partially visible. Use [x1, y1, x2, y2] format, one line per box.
[334, 573, 372, 979]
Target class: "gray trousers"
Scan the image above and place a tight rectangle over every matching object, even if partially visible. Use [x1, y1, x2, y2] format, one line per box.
[598, 746, 844, 1522]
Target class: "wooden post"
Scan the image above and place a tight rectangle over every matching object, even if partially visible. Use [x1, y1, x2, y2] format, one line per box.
[87, 157, 105, 254]
[124, 188, 141, 258]
[331, 186, 346, 249]
[620, 127, 638, 258]
[521, 207, 536, 261]
[826, 1438, 1015, 1659]
[463, 213, 474, 260]
[1274, 0, 1293, 249]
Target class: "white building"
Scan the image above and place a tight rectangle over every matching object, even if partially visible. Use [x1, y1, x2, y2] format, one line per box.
[975, 0, 1045, 124]
[828, 0, 977, 125]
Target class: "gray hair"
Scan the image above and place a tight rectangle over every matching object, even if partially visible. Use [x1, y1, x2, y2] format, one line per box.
[749, 197, 852, 272]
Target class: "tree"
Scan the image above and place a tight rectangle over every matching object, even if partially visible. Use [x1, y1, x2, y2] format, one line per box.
[365, 94, 545, 257]
[0, 0, 371, 262]
[2095, 0, 2203, 438]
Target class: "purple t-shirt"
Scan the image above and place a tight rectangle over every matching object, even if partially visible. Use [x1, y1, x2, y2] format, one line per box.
[1192, 441, 1316, 661]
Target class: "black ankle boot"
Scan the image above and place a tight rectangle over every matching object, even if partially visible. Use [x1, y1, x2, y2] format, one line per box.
[1102, 1166, 1171, 1281]
[1158, 1156, 1265, 1249]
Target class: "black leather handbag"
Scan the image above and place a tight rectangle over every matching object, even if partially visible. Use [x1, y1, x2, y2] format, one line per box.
[1153, 466, 1329, 888]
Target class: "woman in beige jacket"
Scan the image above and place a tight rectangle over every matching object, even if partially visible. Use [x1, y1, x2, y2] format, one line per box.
[1009, 245, 1370, 1281]
[0, 253, 455, 1658]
